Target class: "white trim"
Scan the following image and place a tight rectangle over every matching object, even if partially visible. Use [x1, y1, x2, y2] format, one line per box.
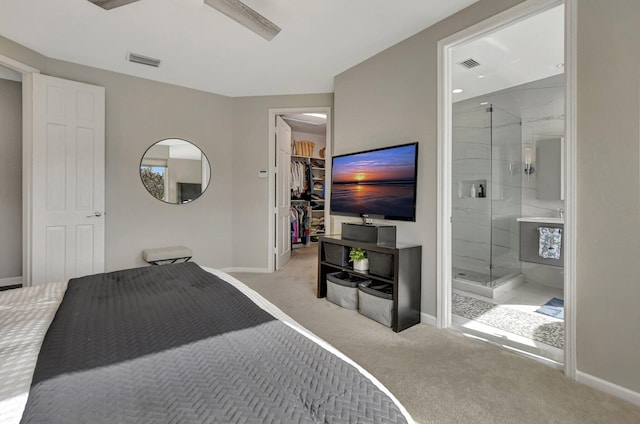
[563, 0, 578, 381]
[577, 371, 640, 407]
[0, 56, 40, 287]
[267, 106, 332, 273]
[457, 325, 564, 368]
[0, 54, 39, 75]
[219, 267, 271, 274]
[436, 36, 452, 329]
[436, 0, 577, 377]
[420, 312, 437, 327]
[22, 74, 34, 287]
[0, 276, 23, 287]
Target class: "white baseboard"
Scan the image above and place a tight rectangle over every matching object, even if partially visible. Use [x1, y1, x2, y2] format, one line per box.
[219, 267, 270, 274]
[577, 370, 640, 407]
[0, 276, 22, 287]
[421, 312, 437, 327]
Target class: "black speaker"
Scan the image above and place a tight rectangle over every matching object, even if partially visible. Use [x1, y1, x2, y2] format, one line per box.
[341, 223, 396, 245]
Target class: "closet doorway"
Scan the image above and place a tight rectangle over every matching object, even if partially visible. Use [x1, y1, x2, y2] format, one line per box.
[268, 107, 332, 272]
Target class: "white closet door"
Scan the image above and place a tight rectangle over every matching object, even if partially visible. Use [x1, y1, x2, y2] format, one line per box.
[27, 74, 105, 285]
[275, 116, 292, 270]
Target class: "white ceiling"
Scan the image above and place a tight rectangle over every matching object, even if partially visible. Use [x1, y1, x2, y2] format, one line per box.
[0, 0, 479, 97]
[282, 113, 326, 135]
[157, 139, 203, 160]
[452, 4, 564, 102]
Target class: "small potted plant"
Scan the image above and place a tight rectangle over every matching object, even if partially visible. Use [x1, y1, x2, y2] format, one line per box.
[349, 247, 369, 272]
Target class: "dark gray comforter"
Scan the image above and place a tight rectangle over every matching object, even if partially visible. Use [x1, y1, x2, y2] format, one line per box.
[21, 263, 408, 423]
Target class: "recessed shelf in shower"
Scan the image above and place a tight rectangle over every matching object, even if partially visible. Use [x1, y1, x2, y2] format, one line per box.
[457, 179, 487, 198]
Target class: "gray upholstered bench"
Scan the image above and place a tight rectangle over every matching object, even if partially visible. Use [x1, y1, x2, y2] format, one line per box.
[142, 246, 193, 265]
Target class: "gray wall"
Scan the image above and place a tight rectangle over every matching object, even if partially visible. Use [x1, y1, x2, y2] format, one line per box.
[231, 94, 333, 269]
[43, 60, 236, 271]
[333, 0, 524, 318]
[0, 35, 332, 273]
[577, 0, 640, 393]
[333, 0, 640, 394]
[0, 35, 235, 271]
[0, 78, 22, 279]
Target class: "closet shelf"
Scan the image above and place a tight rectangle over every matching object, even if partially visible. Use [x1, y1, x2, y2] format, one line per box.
[292, 154, 324, 160]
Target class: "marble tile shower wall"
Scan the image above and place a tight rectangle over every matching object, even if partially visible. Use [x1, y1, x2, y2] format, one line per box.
[452, 105, 522, 282]
[452, 113, 491, 279]
[453, 74, 565, 289]
[519, 76, 565, 218]
[489, 109, 523, 280]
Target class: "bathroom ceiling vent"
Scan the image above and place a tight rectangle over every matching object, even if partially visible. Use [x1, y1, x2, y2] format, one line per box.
[128, 53, 161, 67]
[458, 58, 481, 69]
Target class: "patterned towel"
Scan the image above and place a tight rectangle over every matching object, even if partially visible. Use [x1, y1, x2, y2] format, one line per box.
[538, 227, 562, 259]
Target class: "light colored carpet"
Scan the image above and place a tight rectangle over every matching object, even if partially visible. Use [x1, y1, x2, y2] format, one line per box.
[231, 247, 640, 424]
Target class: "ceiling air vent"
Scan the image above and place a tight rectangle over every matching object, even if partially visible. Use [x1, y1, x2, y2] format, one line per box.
[458, 58, 481, 69]
[128, 53, 161, 67]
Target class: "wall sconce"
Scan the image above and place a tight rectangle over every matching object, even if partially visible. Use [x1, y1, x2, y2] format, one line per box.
[524, 147, 535, 175]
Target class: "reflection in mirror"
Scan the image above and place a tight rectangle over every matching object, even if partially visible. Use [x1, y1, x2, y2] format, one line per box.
[140, 139, 211, 204]
[536, 137, 564, 201]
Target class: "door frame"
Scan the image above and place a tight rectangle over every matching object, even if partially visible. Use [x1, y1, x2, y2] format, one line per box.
[436, 0, 577, 379]
[0, 54, 40, 286]
[267, 106, 332, 272]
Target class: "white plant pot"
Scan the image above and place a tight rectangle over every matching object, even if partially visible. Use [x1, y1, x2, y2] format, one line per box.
[353, 258, 369, 272]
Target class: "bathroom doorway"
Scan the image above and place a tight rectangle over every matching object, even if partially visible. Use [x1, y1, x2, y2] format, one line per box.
[437, 0, 575, 371]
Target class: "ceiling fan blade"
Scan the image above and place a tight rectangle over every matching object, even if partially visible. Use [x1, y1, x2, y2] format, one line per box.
[87, 0, 140, 10]
[204, 0, 281, 41]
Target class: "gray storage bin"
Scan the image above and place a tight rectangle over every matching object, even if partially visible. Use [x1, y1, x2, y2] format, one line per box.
[358, 282, 394, 327]
[327, 272, 370, 310]
[367, 251, 394, 279]
[323, 243, 349, 267]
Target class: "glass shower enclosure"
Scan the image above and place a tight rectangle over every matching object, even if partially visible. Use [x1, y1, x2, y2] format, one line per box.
[452, 103, 522, 296]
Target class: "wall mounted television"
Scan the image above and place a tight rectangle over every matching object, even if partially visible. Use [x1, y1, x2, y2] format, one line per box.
[330, 142, 418, 222]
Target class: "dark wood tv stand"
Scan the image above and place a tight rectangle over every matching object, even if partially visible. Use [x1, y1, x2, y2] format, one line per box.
[317, 235, 421, 332]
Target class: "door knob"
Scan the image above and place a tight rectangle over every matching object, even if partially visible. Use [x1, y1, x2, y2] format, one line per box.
[87, 212, 103, 218]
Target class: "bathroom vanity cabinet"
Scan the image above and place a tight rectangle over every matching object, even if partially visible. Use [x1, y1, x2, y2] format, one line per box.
[518, 219, 564, 267]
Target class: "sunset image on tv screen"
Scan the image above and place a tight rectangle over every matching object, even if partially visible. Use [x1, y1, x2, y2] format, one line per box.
[331, 143, 417, 220]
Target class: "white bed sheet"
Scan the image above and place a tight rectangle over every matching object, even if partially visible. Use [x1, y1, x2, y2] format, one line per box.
[0, 267, 414, 424]
[0, 282, 68, 424]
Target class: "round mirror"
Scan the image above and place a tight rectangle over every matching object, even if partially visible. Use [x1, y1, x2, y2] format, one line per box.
[140, 139, 211, 204]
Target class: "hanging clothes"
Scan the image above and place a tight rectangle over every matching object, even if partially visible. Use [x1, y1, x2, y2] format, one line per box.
[290, 160, 314, 198]
[290, 204, 310, 245]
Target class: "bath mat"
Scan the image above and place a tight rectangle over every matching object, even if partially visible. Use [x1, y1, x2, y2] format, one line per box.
[536, 297, 564, 319]
[452, 293, 564, 349]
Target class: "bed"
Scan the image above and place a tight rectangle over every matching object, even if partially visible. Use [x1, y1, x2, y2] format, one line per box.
[0, 262, 413, 424]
